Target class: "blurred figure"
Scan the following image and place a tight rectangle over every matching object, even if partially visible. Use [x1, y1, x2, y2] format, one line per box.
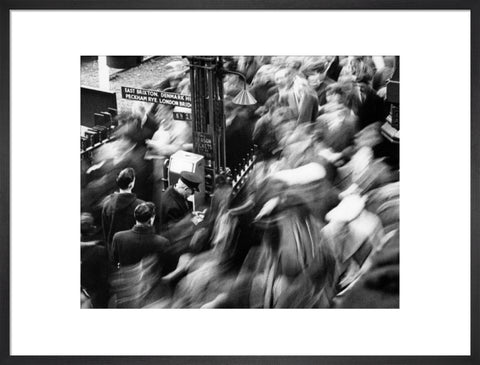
[222, 56, 238, 72]
[337, 56, 388, 129]
[81, 117, 141, 226]
[275, 67, 297, 111]
[223, 73, 244, 98]
[101, 168, 144, 263]
[249, 63, 278, 105]
[154, 59, 189, 93]
[145, 105, 193, 228]
[109, 254, 166, 308]
[272, 66, 319, 125]
[237, 56, 262, 84]
[335, 146, 395, 195]
[224, 101, 257, 169]
[302, 59, 334, 106]
[323, 193, 385, 292]
[293, 77, 319, 124]
[129, 99, 159, 142]
[184, 179, 235, 256]
[171, 184, 261, 308]
[84, 110, 154, 208]
[334, 230, 399, 308]
[251, 106, 297, 189]
[285, 56, 304, 72]
[200, 163, 339, 308]
[280, 123, 317, 167]
[81, 213, 109, 308]
[246, 163, 338, 308]
[339, 56, 375, 85]
[365, 181, 399, 234]
[314, 81, 359, 166]
[372, 56, 396, 92]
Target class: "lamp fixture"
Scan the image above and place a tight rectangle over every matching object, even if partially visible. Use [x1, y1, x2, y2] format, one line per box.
[187, 61, 257, 106]
[232, 89, 257, 105]
[223, 69, 257, 106]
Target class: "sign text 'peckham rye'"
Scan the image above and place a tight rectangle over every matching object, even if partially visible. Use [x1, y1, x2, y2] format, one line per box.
[121, 86, 192, 108]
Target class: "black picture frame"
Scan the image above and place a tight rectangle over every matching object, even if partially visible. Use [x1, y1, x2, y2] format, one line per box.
[1, 1, 478, 364]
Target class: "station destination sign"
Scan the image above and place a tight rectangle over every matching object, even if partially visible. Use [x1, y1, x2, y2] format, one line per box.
[121, 86, 192, 108]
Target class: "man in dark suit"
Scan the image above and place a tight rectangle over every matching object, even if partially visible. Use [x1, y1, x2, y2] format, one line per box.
[102, 167, 144, 264]
[112, 202, 175, 272]
[110, 202, 177, 307]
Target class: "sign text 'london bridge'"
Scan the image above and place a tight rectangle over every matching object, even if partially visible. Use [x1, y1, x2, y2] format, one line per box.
[121, 86, 192, 108]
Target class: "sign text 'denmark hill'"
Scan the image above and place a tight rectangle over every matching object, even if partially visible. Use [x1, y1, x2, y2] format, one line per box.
[121, 86, 192, 108]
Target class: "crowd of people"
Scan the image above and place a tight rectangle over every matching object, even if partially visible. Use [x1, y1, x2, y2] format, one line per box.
[81, 56, 399, 308]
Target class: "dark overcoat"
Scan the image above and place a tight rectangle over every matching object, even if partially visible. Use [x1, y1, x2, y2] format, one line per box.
[112, 225, 175, 273]
[160, 186, 191, 229]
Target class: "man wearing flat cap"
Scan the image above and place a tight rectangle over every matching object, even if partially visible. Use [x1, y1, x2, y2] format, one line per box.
[160, 171, 202, 233]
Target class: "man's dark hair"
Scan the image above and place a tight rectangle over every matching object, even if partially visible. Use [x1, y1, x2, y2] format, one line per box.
[134, 202, 156, 223]
[116, 167, 135, 190]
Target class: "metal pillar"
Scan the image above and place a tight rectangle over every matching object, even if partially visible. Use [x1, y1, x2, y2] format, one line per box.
[188, 56, 226, 194]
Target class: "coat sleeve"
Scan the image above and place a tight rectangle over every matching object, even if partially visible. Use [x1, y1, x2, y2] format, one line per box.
[160, 196, 186, 228]
[101, 199, 111, 244]
[111, 232, 120, 267]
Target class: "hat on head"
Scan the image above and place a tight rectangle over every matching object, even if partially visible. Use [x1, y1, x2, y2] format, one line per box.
[180, 171, 202, 192]
[134, 202, 156, 223]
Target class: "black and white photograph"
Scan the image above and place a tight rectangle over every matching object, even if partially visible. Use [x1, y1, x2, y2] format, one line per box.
[80, 55, 400, 309]
[5, 4, 475, 361]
